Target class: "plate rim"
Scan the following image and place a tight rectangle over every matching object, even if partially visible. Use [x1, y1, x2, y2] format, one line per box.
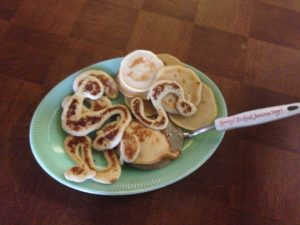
[29, 57, 228, 195]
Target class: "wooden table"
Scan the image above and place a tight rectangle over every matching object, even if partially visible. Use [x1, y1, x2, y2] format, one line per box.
[1, 1, 300, 224]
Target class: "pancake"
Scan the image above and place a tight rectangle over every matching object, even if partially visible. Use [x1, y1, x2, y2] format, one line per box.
[119, 131, 140, 163]
[169, 83, 218, 130]
[92, 149, 121, 184]
[117, 50, 164, 99]
[125, 96, 157, 116]
[157, 54, 187, 114]
[154, 65, 202, 114]
[64, 136, 121, 184]
[73, 70, 118, 99]
[130, 80, 197, 130]
[121, 121, 180, 167]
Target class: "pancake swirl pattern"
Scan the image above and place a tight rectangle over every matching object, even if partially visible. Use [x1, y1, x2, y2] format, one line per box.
[61, 75, 132, 150]
[73, 70, 119, 99]
[130, 80, 197, 130]
[64, 136, 121, 184]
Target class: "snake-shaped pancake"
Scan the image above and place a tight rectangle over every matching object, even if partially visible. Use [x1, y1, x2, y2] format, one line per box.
[73, 70, 119, 99]
[130, 80, 196, 130]
[64, 136, 121, 184]
[62, 96, 112, 112]
[61, 75, 132, 150]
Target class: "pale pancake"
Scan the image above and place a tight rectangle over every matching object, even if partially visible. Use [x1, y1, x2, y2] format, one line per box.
[123, 121, 180, 166]
[125, 96, 157, 116]
[157, 54, 185, 114]
[155, 65, 202, 114]
[119, 131, 140, 163]
[157, 53, 185, 66]
[64, 136, 121, 184]
[169, 84, 218, 130]
[118, 50, 164, 99]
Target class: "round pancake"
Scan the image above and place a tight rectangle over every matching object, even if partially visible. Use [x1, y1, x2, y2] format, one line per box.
[157, 53, 185, 66]
[169, 84, 218, 130]
[118, 50, 164, 99]
[155, 65, 202, 114]
[124, 96, 157, 116]
[124, 121, 180, 168]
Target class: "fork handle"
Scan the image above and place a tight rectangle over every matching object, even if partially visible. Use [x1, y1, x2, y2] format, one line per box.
[214, 103, 300, 131]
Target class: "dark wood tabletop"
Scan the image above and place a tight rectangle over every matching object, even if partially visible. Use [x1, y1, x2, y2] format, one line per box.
[1, 0, 300, 225]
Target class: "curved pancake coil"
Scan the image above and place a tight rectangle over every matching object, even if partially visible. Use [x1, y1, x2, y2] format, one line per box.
[64, 136, 121, 184]
[73, 70, 119, 99]
[61, 75, 132, 150]
[130, 80, 196, 130]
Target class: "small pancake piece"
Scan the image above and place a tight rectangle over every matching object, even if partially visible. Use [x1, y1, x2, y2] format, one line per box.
[169, 84, 218, 130]
[119, 131, 141, 163]
[122, 121, 180, 168]
[155, 65, 202, 114]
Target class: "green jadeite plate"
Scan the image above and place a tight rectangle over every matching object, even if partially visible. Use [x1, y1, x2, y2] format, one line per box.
[29, 57, 227, 195]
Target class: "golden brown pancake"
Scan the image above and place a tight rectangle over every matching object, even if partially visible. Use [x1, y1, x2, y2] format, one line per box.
[154, 65, 202, 114]
[169, 83, 218, 130]
[64, 136, 121, 184]
[124, 96, 157, 116]
[120, 121, 180, 167]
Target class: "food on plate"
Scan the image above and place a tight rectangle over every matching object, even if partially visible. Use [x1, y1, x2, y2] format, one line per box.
[156, 54, 188, 115]
[125, 96, 156, 116]
[92, 149, 121, 184]
[169, 84, 218, 130]
[118, 131, 141, 163]
[64, 136, 121, 184]
[157, 53, 185, 66]
[64, 136, 96, 182]
[130, 80, 197, 130]
[62, 96, 112, 112]
[61, 72, 132, 149]
[120, 121, 180, 169]
[73, 70, 119, 99]
[60, 50, 219, 185]
[117, 50, 164, 99]
[154, 65, 202, 114]
[92, 109, 130, 150]
[83, 96, 112, 112]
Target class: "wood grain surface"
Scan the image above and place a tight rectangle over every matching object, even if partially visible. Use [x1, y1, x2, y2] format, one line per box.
[0, 1, 300, 225]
